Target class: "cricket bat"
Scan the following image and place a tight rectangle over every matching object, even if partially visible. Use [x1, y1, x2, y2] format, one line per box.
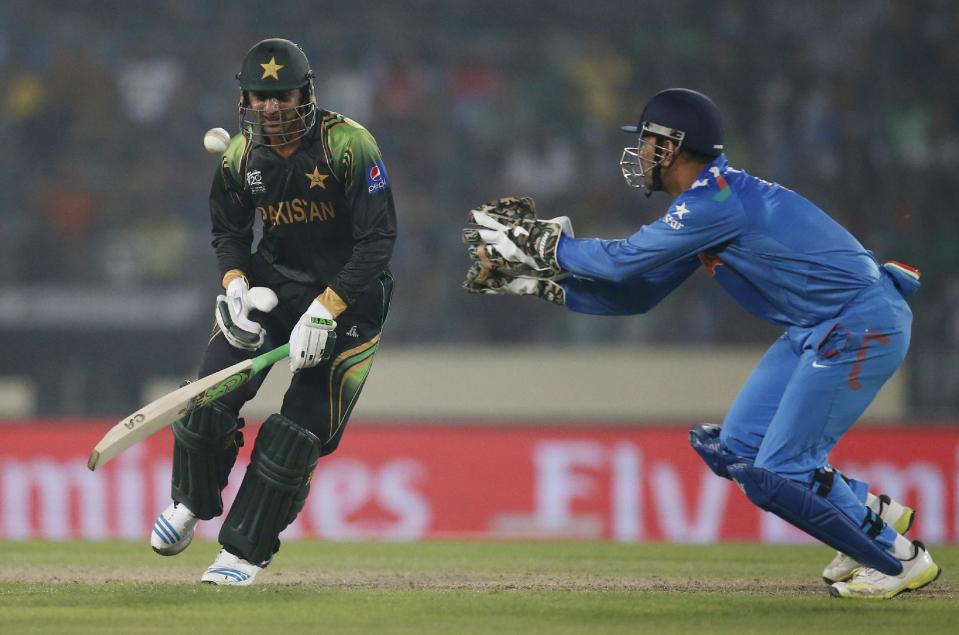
[87, 343, 290, 471]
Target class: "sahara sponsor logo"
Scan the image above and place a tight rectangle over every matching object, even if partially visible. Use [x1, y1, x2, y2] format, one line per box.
[366, 161, 390, 194]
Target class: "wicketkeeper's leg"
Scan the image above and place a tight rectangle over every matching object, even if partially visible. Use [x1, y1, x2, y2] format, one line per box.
[734, 315, 914, 573]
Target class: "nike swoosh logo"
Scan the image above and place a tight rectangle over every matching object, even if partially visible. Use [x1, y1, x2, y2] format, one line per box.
[812, 361, 829, 368]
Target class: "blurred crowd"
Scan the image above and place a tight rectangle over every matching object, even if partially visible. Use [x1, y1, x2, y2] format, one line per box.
[3, 1, 959, 414]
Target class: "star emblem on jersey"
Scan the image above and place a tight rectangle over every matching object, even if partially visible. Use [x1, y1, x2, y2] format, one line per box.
[305, 167, 328, 189]
[260, 56, 284, 80]
[672, 202, 691, 219]
[691, 179, 709, 189]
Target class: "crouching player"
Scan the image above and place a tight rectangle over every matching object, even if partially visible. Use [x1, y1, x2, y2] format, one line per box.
[462, 88, 939, 599]
[149, 38, 396, 585]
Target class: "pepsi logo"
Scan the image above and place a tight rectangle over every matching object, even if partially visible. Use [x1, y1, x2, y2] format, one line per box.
[366, 161, 390, 193]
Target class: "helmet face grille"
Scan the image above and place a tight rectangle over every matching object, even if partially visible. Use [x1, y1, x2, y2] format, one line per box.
[237, 101, 317, 147]
[619, 125, 685, 189]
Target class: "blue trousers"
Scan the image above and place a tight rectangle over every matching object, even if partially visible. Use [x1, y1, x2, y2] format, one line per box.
[720, 274, 912, 547]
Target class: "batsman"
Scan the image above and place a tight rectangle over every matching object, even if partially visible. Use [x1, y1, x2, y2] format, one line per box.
[463, 88, 939, 599]
[150, 38, 396, 585]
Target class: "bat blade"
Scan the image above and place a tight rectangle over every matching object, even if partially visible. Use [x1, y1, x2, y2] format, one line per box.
[87, 343, 289, 470]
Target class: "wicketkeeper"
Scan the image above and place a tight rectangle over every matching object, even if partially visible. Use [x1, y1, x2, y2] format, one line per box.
[462, 88, 939, 600]
[150, 38, 396, 586]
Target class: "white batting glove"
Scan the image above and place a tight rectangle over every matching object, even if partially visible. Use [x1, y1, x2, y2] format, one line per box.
[289, 299, 337, 372]
[215, 277, 278, 351]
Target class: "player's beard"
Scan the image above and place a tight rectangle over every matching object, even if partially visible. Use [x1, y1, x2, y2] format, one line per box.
[239, 102, 316, 147]
[261, 110, 305, 144]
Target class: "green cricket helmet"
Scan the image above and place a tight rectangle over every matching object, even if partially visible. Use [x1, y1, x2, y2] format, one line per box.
[236, 38, 317, 146]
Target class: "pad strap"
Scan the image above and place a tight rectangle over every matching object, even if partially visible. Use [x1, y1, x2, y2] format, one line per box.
[810, 466, 836, 497]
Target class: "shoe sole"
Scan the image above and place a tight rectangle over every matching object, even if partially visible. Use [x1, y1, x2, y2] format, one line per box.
[151, 531, 194, 556]
[823, 571, 854, 585]
[829, 565, 942, 599]
[152, 540, 192, 556]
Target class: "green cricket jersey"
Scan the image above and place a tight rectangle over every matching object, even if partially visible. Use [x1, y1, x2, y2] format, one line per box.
[210, 111, 397, 306]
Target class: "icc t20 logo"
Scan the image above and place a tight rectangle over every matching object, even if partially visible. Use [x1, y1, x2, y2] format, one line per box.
[246, 169, 266, 194]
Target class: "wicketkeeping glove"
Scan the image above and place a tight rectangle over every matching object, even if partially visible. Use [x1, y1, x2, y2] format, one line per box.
[215, 277, 278, 351]
[462, 262, 566, 305]
[462, 196, 573, 277]
[289, 299, 337, 372]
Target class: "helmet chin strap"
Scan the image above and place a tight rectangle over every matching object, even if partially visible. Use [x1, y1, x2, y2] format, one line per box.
[645, 135, 667, 197]
[645, 164, 663, 197]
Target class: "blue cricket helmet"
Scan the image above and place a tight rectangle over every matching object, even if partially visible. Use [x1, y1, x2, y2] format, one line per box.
[621, 88, 724, 157]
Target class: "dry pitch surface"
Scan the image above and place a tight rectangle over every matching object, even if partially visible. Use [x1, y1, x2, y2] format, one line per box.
[0, 541, 956, 634]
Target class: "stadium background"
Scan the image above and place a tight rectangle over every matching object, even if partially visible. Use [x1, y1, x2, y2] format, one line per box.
[1, 1, 957, 543]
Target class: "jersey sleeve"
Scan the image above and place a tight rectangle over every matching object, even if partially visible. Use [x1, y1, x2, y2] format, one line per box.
[209, 135, 254, 280]
[327, 121, 398, 306]
[557, 194, 744, 283]
[560, 255, 700, 315]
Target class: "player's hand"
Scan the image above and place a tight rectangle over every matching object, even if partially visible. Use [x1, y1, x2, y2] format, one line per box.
[462, 196, 573, 277]
[289, 299, 337, 372]
[215, 277, 278, 351]
[462, 262, 566, 305]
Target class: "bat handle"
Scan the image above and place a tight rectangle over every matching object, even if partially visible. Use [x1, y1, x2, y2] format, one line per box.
[252, 343, 291, 373]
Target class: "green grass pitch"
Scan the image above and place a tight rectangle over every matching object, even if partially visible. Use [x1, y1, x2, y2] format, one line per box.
[0, 541, 956, 634]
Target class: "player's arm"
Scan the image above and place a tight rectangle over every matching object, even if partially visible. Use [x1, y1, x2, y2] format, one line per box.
[560, 256, 701, 315]
[322, 121, 397, 315]
[210, 138, 255, 287]
[557, 197, 743, 283]
[209, 137, 279, 351]
[289, 121, 397, 373]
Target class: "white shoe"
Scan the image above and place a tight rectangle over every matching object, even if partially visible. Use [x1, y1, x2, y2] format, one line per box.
[151, 502, 198, 556]
[829, 541, 941, 599]
[822, 494, 915, 584]
[200, 548, 264, 586]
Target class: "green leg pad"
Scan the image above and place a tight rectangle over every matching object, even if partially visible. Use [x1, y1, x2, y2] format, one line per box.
[219, 413, 321, 565]
[171, 401, 243, 520]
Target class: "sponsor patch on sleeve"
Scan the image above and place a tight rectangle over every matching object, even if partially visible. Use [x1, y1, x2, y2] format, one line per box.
[365, 161, 391, 194]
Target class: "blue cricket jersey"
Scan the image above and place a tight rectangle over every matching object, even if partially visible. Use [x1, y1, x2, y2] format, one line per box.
[557, 155, 882, 326]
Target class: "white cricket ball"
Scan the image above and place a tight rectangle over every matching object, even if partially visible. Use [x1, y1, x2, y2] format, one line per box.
[203, 127, 231, 154]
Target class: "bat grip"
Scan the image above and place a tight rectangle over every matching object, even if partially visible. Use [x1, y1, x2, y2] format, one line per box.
[252, 343, 290, 373]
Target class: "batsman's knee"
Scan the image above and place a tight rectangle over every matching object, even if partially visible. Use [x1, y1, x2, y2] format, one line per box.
[689, 423, 750, 480]
[219, 413, 322, 564]
[171, 401, 244, 520]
